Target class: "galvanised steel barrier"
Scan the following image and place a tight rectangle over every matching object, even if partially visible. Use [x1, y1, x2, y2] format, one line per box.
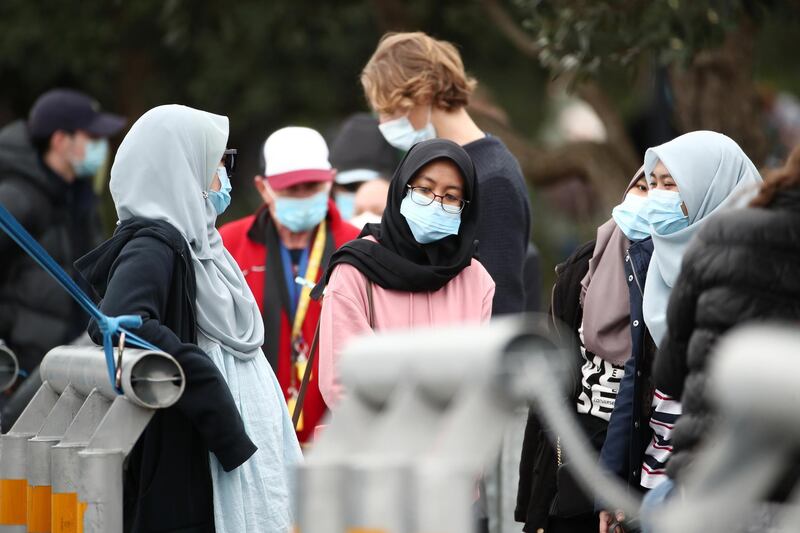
[0, 345, 184, 533]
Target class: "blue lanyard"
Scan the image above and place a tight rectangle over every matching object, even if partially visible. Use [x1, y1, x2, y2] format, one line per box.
[0, 203, 160, 393]
[278, 244, 309, 320]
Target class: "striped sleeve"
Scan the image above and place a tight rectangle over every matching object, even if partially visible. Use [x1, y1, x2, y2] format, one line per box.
[640, 388, 682, 489]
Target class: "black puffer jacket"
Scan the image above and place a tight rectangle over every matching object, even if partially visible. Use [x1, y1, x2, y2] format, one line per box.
[653, 187, 800, 481]
[0, 120, 100, 371]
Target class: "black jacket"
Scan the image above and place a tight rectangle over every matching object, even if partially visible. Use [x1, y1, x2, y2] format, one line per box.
[515, 240, 594, 531]
[653, 188, 800, 482]
[76, 217, 256, 533]
[463, 136, 531, 316]
[0, 120, 100, 372]
[598, 238, 656, 489]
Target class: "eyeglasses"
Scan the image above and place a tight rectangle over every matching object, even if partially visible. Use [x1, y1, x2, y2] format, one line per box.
[406, 185, 469, 214]
[222, 149, 237, 178]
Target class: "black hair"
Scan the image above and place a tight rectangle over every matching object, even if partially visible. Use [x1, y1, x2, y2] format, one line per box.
[29, 129, 74, 157]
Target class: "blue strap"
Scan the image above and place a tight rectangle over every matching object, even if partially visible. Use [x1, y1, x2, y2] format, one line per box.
[278, 243, 309, 320]
[0, 203, 161, 393]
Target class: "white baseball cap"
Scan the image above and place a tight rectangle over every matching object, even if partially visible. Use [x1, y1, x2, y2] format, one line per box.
[262, 126, 334, 190]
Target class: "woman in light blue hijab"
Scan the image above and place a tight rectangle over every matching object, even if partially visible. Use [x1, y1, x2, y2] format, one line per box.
[631, 131, 762, 526]
[641, 131, 763, 346]
[110, 105, 303, 532]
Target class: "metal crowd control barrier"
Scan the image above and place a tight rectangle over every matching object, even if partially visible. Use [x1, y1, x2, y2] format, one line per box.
[295, 315, 576, 533]
[299, 318, 800, 533]
[0, 345, 184, 533]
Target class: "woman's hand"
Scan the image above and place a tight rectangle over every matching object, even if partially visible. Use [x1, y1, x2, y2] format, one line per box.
[599, 510, 626, 533]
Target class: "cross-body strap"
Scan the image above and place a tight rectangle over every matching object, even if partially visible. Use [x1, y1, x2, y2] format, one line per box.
[293, 317, 320, 429]
[293, 279, 377, 429]
[366, 279, 375, 329]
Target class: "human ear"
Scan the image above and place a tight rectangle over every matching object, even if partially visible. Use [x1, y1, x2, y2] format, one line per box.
[253, 176, 273, 205]
[50, 130, 72, 155]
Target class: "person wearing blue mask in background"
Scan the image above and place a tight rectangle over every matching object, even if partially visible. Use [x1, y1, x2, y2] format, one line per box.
[361, 32, 531, 318]
[515, 170, 653, 533]
[329, 112, 399, 222]
[596, 131, 762, 533]
[0, 88, 125, 392]
[220, 126, 360, 444]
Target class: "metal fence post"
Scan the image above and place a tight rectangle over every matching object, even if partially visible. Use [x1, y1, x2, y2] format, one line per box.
[26, 385, 85, 532]
[0, 382, 59, 533]
[296, 316, 551, 533]
[78, 396, 156, 533]
[295, 352, 406, 533]
[50, 390, 111, 533]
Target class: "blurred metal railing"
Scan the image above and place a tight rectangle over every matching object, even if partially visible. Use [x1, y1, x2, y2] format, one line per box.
[296, 318, 800, 533]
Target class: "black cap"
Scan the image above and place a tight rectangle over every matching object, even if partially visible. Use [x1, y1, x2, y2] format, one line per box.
[28, 89, 126, 140]
[329, 113, 399, 179]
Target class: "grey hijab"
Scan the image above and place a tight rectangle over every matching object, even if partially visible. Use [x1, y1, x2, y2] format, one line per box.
[110, 104, 264, 360]
[579, 168, 645, 365]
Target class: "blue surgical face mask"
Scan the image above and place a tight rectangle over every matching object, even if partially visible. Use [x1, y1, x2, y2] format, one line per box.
[612, 193, 651, 241]
[73, 138, 109, 178]
[274, 189, 329, 232]
[400, 191, 461, 244]
[208, 166, 232, 215]
[643, 189, 689, 235]
[378, 108, 437, 151]
[335, 192, 356, 220]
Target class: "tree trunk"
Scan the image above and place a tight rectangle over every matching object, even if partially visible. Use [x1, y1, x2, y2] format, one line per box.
[670, 18, 768, 165]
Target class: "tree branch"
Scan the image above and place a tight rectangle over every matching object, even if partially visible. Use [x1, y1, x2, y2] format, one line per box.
[481, 0, 540, 59]
[482, 0, 640, 177]
[576, 81, 641, 172]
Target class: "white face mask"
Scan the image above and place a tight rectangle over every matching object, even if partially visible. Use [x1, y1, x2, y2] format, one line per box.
[378, 107, 437, 151]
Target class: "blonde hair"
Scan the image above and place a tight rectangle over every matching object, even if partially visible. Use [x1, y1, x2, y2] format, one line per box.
[361, 32, 477, 115]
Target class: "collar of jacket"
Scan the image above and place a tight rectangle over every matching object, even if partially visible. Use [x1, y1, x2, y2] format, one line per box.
[245, 199, 344, 246]
[627, 237, 654, 294]
[0, 120, 69, 203]
[74, 217, 192, 298]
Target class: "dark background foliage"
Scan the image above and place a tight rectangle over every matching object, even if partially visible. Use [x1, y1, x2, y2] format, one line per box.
[2, 0, 799, 304]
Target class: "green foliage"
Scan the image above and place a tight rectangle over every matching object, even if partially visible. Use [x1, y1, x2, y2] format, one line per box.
[0, 0, 551, 222]
[0, 1, 383, 130]
[514, 0, 746, 77]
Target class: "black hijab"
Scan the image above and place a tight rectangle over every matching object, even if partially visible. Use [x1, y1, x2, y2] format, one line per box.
[314, 138, 479, 296]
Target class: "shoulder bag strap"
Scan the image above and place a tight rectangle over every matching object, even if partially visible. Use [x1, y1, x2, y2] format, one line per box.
[294, 311, 320, 429]
[294, 279, 377, 429]
[366, 279, 375, 329]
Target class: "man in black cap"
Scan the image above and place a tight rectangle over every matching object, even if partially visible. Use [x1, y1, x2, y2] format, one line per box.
[0, 88, 126, 375]
[329, 113, 399, 223]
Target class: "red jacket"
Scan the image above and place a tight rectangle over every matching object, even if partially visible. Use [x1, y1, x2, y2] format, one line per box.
[220, 200, 359, 443]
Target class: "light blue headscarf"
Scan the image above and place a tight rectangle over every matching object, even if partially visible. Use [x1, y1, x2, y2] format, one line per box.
[111, 105, 264, 359]
[642, 131, 763, 346]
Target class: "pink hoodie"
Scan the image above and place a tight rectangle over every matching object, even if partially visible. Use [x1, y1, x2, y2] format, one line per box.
[318, 255, 495, 408]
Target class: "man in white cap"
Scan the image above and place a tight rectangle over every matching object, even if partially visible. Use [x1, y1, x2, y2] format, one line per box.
[220, 126, 359, 444]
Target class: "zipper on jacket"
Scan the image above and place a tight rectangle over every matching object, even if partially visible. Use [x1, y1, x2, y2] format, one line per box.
[627, 249, 645, 297]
